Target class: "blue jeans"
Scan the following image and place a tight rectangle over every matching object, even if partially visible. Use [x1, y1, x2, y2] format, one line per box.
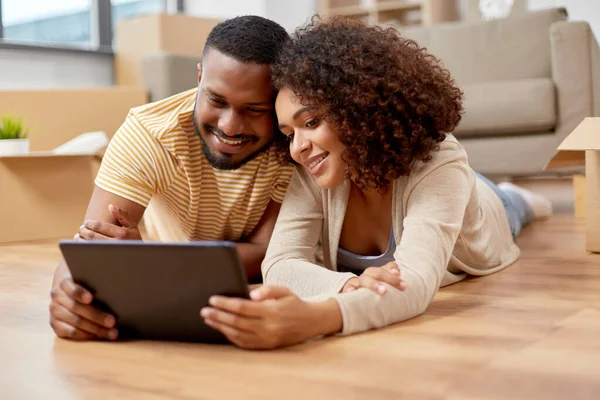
[475, 173, 533, 238]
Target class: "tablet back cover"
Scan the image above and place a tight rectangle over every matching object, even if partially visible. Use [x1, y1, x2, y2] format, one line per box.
[59, 240, 248, 343]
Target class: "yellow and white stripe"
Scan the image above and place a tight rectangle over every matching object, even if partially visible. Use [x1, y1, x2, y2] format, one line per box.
[96, 88, 293, 242]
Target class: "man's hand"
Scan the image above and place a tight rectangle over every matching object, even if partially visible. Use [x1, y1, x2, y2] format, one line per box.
[200, 285, 342, 349]
[49, 277, 118, 341]
[341, 261, 407, 295]
[78, 204, 142, 241]
[50, 187, 145, 340]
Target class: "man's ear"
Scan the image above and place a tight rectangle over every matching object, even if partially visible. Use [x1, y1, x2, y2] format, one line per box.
[197, 63, 202, 85]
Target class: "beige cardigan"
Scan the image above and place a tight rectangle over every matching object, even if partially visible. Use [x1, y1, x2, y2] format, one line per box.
[262, 135, 520, 335]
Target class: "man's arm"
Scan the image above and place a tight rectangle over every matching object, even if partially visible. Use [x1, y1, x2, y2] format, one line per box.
[53, 186, 146, 284]
[236, 199, 282, 282]
[75, 193, 281, 282]
[50, 186, 146, 340]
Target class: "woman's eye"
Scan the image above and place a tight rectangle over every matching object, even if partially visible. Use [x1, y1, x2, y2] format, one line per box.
[306, 119, 319, 128]
[286, 133, 295, 141]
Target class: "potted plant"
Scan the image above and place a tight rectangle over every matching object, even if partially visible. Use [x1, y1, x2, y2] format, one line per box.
[0, 115, 30, 156]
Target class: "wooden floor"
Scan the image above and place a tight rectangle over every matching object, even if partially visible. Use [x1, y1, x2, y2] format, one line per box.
[1, 215, 599, 399]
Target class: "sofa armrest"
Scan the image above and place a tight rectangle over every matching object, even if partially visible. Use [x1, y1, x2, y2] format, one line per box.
[141, 52, 200, 102]
[551, 21, 600, 141]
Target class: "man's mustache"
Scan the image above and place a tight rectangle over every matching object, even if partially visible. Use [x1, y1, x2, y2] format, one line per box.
[205, 125, 257, 142]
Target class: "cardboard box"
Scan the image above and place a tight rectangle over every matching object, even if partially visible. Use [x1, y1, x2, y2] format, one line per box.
[546, 118, 600, 253]
[0, 153, 99, 243]
[573, 174, 586, 219]
[0, 87, 147, 150]
[115, 13, 221, 86]
[0, 88, 147, 243]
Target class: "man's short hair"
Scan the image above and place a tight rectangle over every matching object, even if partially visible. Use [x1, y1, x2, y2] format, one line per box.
[203, 15, 289, 64]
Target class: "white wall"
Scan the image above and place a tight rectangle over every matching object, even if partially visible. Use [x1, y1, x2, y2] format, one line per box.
[183, 0, 317, 32]
[184, 0, 266, 20]
[0, 47, 114, 89]
[528, 0, 600, 41]
[265, 0, 317, 32]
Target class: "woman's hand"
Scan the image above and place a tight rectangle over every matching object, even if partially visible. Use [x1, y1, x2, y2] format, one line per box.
[200, 285, 342, 349]
[341, 261, 407, 294]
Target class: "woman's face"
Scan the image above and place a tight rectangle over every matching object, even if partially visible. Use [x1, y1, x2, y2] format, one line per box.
[275, 87, 347, 189]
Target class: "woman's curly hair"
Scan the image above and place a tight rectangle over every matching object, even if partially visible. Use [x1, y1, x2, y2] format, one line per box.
[272, 16, 463, 191]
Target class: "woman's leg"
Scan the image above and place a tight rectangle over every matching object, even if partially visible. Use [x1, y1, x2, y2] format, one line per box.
[497, 181, 554, 222]
[475, 173, 552, 238]
[475, 173, 530, 237]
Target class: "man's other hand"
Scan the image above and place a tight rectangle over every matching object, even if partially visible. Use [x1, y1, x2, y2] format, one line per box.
[77, 204, 142, 241]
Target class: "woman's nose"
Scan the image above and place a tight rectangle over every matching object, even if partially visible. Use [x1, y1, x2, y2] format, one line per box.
[291, 130, 310, 156]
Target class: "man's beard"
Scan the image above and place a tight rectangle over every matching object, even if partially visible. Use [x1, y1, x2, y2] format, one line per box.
[193, 115, 268, 170]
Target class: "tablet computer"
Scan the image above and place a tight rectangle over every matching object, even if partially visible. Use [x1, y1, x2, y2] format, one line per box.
[58, 240, 249, 344]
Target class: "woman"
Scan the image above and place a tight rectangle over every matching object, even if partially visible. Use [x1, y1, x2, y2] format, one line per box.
[200, 17, 552, 349]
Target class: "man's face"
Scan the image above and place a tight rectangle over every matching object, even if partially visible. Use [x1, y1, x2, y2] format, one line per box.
[193, 48, 276, 170]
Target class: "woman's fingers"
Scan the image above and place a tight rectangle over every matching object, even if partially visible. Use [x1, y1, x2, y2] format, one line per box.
[382, 261, 400, 274]
[204, 318, 257, 349]
[200, 307, 261, 332]
[349, 264, 407, 295]
[361, 266, 406, 291]
[206, 296, 266, 318]
[358, 274, 389, 295]
[340, 277, 360, 293]
[202, 308, 277, 350]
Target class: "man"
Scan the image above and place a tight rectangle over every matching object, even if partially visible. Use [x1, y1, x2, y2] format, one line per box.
[49, 16, 293, 341]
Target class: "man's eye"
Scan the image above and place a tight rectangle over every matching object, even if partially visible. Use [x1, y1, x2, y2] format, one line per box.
[208, 96, 226, 105]
[248, 108, 268, 114]
[306, 119, 319, 128]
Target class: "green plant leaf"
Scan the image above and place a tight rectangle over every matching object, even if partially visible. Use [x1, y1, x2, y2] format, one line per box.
[0, 115, 29, 140]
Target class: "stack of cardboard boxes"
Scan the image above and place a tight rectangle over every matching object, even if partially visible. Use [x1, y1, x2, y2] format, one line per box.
[114, 13, 220, 86]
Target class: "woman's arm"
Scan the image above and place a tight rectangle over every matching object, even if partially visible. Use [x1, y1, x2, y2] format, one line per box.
[200, 286, 343, 349]
[331, 153, 474, 334]
[262, 167, 357, 298]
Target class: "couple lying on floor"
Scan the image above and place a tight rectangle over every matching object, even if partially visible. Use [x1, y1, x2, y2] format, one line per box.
[49, 16, 552, 349]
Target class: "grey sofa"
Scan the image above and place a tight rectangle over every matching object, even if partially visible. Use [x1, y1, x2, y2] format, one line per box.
[399, 7, 600, 177]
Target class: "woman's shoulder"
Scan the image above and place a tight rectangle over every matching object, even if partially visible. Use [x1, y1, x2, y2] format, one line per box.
[393, 134, 474, 197]
[410, 134, 469, 176]
[436, 133, 466, 156]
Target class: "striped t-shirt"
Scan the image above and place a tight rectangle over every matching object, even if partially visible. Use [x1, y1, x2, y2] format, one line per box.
[95, 88, 293, 242]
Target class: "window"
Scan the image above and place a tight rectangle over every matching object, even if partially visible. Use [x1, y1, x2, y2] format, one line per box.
[2, 0, 92, 46]
[0, 0, 174, 50]
[111, 0, 167, 44]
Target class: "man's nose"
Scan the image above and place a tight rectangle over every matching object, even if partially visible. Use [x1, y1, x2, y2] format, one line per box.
[218, 109, 245, 137]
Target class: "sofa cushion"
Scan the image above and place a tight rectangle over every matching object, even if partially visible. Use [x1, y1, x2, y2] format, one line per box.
[454, 78, 557, 137]
[399, 8, 568, 84]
